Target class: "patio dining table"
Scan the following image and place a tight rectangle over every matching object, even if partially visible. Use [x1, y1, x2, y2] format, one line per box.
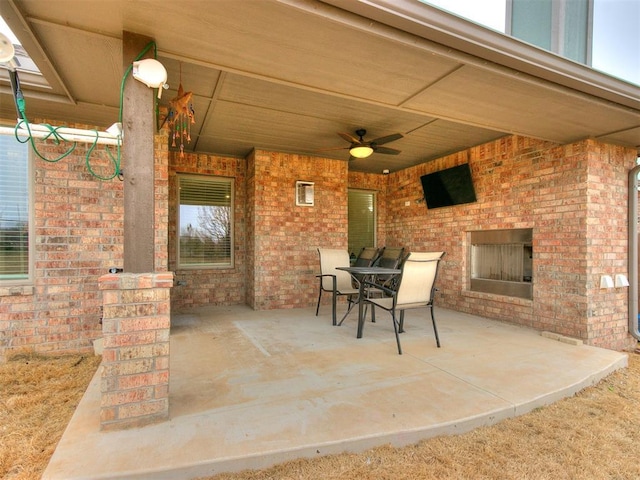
[336, 266, 401, 338]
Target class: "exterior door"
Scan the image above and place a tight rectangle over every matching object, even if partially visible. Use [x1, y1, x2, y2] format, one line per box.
[348, 189, 376, 259]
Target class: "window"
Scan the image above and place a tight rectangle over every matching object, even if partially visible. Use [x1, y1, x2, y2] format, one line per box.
[509, 0, 592, 64]
[0, 134, 31, 283]
[177, 174, 234, 268]
[348, 189, 376, 258]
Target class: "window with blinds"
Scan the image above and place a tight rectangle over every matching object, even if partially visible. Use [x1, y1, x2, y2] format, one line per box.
[0, 134, 31, 282]
[178, 174, 234, 268]
[348, 189, 376, 257]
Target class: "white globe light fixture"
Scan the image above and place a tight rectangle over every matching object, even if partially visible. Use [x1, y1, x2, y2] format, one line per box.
[0, 31, 17, 70]
[132, 58, 168, 98]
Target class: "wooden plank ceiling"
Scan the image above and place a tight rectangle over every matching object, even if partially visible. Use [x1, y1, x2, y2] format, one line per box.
[0, 0, 638, 173]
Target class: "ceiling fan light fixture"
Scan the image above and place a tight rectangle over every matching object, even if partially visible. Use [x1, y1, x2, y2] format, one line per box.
[349, 145, 374, 158]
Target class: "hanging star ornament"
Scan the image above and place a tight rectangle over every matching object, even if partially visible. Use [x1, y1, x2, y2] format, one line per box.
[165, 82, 195, 157]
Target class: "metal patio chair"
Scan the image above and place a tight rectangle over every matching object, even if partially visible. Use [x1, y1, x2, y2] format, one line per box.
[353, 246, 382, 268]
[316, 248, 360, 326]
[364, 251, 446, 354]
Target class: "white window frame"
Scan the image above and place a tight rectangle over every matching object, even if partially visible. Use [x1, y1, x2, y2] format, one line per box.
[0, 133, 33, 287]
[177, 174, 234, 269]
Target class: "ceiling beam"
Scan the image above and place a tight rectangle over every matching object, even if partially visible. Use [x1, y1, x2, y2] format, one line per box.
[0, 0, 76, 104]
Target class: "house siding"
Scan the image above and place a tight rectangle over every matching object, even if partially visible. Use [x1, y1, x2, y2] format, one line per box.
[0, 123, 124, 361]
[169, 152, 247, 311]
[382, 136, 635, 350]
[248, 150, 349, 310]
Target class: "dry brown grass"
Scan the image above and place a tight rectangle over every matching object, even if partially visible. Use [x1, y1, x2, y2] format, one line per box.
[0, 352, 101, 480]
[2, 351, 639, 480]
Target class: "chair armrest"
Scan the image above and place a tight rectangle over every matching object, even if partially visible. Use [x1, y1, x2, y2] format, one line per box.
[317, 273, 337, 292]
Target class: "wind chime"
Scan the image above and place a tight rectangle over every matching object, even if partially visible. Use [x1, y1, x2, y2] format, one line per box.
[165, 63, 195, 157]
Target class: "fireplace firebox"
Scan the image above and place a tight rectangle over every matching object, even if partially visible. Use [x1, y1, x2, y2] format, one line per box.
[469, 228, 533, 299]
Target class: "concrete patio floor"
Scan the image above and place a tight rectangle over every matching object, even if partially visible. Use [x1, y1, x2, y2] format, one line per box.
[43, 305, 627, 480]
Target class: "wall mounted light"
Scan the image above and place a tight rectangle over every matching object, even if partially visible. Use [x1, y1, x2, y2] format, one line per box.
[600, 275, 614, 289]
[615, 274, 629, 287]
[132, 58, 168, 98]
[349, 145, 374, 158]
[0, 32, 17, 69]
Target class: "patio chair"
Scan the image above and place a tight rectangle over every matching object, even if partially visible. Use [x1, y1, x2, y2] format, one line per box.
[366, 247, 406, 322]
[350, 246, 382, 285]
[316, 248, 360, 326]
[370, 246, 406, 292]
[364, 251, 445, 354]
[353, 246, 382, 268]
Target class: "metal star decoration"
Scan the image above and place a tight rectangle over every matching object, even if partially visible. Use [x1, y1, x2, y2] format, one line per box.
[165, 82, 195, 157]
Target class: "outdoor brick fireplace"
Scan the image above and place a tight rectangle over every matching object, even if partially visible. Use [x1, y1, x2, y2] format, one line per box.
[469, 228, 533, 300]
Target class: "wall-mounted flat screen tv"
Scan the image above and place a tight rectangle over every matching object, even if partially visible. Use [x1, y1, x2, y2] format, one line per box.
[420, 163, 477, 209]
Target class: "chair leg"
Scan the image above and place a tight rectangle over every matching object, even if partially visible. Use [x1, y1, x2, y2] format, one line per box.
[361, 303, 374, 323]
[391, 311, 403, 355]
[332, 291, 337, 326]
[430, 306, 441, 348]
[399, 310, 405, 333]
[316, 288, 322, 316]
[337, 294, 356, 326]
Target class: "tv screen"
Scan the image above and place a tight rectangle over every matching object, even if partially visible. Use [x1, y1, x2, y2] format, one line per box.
[420, 163, 477, 209]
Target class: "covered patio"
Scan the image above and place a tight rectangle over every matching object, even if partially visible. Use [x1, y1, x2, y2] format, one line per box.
[43, 306, 626, 480]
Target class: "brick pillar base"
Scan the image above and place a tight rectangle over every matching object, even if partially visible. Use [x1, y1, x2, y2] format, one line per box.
[98, 272, 174, 430]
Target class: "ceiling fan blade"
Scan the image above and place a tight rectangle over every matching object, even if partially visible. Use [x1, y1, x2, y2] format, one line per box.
[374, 146, 401, 155]
[371, 133, 403, 146]
[338, 132, 361, 144]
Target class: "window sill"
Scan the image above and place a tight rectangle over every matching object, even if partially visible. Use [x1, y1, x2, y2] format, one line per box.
[177, 264, 234, 271]
[0, 285, 34, 297]
[462, 288, 533, 305]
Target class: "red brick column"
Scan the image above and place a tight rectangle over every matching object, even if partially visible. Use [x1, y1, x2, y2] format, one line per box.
[98, 272, 173, 430]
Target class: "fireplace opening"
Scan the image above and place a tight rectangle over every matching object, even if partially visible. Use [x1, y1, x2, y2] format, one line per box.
[469, 228, 533, 299]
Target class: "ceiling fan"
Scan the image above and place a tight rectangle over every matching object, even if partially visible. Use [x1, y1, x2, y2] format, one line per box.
[321, 129, 403, 160]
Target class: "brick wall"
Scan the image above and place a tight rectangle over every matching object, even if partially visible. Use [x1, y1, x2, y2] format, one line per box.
[0, 121, 170, 362]
[2, 123, 636, 360]
[168, 151, 247, 311]
[381, 136, 636, 350]
[165, 137, 635, 348]
[585, 142, 633, 348]
[168, 148, 351, 312]
[154, 130, 170, 272]
[99, 271, 173, 430]
[0, 124, 124, 361]
[249, 150, 348, 310]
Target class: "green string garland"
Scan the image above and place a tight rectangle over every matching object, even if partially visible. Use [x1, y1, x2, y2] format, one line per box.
[11, 40, 161, 181]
